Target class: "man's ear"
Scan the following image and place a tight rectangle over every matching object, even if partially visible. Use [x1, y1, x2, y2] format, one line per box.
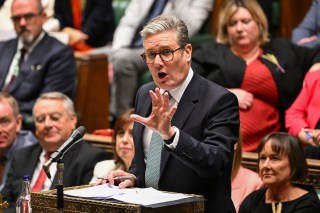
[185, 43, 192, 62]
[16, 114, 23, 132]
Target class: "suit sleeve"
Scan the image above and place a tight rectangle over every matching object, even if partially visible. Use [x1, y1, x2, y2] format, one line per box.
[172, 90, 239, 178]
[82, 0, 115, 46]
[292, 0, 320, 48]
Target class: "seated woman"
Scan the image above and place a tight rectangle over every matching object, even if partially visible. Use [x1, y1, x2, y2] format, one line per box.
[232, 132, 263, 212]
[239, 132, 320, 212]
[192, 0, 320, 152]
[90, 108, 134, 184]
[286, 70, 320, 159]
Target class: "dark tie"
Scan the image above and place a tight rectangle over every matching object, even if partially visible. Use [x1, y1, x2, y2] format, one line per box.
[0, 153, 5, 184]
[131, 0, 168, 47]
[3, 48, 27, 91]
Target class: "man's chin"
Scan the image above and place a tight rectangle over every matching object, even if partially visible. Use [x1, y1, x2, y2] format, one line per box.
[20, 34, 34, 46]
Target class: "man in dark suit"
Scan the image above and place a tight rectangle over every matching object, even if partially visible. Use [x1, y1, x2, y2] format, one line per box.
[0, 92, 37, 191]
[54, 0, 115, 50]
[1, 92, 111, 210]
[104, 15, 240, 212]
[0, 0, 76, 125]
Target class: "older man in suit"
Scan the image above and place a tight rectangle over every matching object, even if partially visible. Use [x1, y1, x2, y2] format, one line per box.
[0, 0, 76, 127]
[103, 15, 240, 213]
[1, 92, 111, 210]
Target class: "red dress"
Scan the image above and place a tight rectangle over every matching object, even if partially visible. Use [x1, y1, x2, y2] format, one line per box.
[240, 57, 281, 151]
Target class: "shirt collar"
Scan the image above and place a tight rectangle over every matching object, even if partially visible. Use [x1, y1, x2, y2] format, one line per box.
[160, 68, 193, 103]
[17, 31, 45, 52]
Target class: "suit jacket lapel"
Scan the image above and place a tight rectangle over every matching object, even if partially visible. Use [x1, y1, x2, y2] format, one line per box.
[10, 34, 48, 92]
[28, 145, 43, 181]
[0, 40, 17, 88]
[160, 74, 199, 174]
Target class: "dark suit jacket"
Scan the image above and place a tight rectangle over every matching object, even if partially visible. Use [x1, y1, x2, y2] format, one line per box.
[0, 33, 76, 117]
[54, 0, 115, 47]
[1, 141, 111, 210]
[130, 72, 240, 212]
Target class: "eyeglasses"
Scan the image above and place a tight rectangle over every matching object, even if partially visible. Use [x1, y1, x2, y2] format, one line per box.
[11, 11, 42, 23]
[141, 47, 184, 64]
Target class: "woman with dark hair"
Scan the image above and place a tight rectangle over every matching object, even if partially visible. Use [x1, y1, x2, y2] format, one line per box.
[239, 132, 320, 212]
[90, 108, 135, 183]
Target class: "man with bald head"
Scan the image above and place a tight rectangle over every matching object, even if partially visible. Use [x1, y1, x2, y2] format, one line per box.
[0, 0, 76, 129]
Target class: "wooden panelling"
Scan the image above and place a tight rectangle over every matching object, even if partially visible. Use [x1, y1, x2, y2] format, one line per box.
[74, 54, 110, 133]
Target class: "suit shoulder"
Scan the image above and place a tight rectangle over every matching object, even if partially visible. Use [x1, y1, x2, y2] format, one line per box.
[79, 141, 112, 158]
[42, 33, 74, 53]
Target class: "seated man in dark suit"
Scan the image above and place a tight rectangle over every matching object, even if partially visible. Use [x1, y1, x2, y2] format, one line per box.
[0, 0, 76, 127]
[1, 92, 111, 210]
[0, 92, 37, 191]
[54, 0, 115, 51]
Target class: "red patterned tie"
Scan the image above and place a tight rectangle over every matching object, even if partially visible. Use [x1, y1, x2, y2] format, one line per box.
[31, 153, 50, 192]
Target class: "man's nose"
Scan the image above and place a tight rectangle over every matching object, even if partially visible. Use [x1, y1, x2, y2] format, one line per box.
[154, 54, 163, 65]
[44, 117, 53, 126]
[19, 17, 27, 26]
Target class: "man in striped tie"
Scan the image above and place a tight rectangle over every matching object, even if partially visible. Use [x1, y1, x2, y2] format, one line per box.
[101, 15, 240, 213]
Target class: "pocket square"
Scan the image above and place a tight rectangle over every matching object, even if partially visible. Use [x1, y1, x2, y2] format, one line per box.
[31, 64, 42, 71]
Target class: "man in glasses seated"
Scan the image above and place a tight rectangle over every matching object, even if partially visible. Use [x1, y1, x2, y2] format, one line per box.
[0, 0, 76, 130]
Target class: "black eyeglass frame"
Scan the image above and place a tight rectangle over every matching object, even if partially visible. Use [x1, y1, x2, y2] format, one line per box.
[140, 46, 185, 64]
[11, 10, 43, 23]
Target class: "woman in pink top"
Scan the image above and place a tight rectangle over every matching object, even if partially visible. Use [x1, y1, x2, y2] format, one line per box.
[286, 70, 320, 159]
[232, 133, 263, 212]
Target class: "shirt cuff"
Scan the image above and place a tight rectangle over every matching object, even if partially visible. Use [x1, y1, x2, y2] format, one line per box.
[164, 126, 179, 150]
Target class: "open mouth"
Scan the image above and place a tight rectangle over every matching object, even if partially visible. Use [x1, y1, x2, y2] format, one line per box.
[158, 72, 167, 79]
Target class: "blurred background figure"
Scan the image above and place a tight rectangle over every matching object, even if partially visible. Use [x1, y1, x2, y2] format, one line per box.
[231, 132, 262, 212]
[192, 0, 320, 152]
[0, 92, 37, 191]
[292, 0, 320, 48]
[0, 0, 58, 41]
[90, 108, 134, 184]
[239, 132, 320, 212]
[286, 69, 320, 159]
[0, 0, 76, 130]
[54, 0, 115, 52]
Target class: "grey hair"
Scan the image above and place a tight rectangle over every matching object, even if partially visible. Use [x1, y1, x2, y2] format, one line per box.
[33, 92, 75, 116]
[140, 15, 189, 48]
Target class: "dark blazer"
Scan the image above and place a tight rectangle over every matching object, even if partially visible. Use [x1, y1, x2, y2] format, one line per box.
[192, 38, 320, 129]
[54, 0, 115, 47]
[130, 72, 240, 212]
[0, 33, 76, 117]
[1, 141, 111, 210]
